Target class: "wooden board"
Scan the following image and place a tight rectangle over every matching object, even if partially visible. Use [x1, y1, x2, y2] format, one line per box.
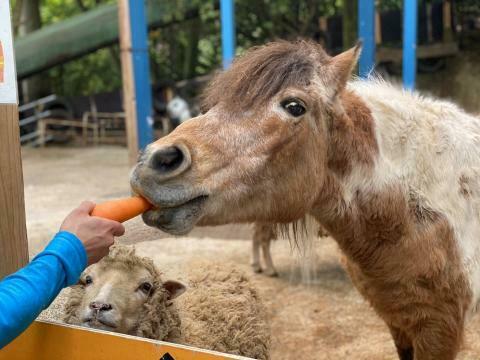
[0, 321, 249, 360]
[0, 2, 28, 279]
[118, 0, 139, 166]
[0, 104, 28, 278]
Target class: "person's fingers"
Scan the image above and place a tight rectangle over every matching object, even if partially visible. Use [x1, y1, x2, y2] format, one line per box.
[111, 222, 126, 237]
[77, 201, 96, 215]
[102, 219, 125, 237]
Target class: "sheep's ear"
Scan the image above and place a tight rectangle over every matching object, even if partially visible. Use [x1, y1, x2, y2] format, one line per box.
[163, 280, 187, 300]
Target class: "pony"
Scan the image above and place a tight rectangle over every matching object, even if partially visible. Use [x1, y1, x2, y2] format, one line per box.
[131, 40, 480, 360]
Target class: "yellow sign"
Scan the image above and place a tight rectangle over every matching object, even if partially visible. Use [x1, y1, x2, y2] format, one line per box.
[0, 321, 249, 360]
[0, 2, 17, 104]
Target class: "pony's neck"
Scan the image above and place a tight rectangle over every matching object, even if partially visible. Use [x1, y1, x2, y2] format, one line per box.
[310, 89, 389, 262]
[325, 90, 378, 177]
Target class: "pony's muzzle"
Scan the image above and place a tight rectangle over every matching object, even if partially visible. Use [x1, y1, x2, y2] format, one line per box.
[148, 143, 191, 181]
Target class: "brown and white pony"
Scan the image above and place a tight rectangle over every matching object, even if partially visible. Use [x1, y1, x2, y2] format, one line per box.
[131, 40, 480, 360]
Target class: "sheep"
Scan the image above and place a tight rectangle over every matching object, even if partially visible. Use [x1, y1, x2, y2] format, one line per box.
[64, 245, 270, 360]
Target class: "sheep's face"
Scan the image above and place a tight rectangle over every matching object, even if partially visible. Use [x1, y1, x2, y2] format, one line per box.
[77, 264, 156, 333]
[68, 247, 186, 337]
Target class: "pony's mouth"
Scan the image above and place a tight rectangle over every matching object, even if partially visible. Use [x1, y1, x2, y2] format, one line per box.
[130, 163, 209, 234]
[142, 195, 208, 235]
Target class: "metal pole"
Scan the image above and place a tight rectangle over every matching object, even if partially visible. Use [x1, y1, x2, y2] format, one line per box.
[403, 0, 418, 90]
[220, 0, 235, 69]
[358, 0, 375, 77]
[127, 0, 153, 150]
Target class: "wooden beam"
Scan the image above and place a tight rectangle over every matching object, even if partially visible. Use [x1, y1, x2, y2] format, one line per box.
[0, 105, 28, 278]
[443, 0, 453, 43]
[119, 0, 154, 166]
[0, 2, 28, 279]
[119, 0, 138, 166]
[375, 11, 382, 45]
[0, 321, 249, 360]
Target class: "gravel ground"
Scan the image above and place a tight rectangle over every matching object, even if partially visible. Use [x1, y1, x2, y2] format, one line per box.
[25, 146, 480, 360]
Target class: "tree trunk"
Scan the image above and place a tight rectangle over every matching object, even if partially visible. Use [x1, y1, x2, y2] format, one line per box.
[342, 0, 358, 50]
[183, 17, 200, 80]
[12, 0, 24, 36]
[19, 0, 49, 102]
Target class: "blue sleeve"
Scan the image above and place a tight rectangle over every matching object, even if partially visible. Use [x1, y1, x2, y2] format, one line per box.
[0, 231, 87, 349]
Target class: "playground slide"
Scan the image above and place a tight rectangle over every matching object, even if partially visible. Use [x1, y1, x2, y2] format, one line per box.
[14, 0, 199, 80]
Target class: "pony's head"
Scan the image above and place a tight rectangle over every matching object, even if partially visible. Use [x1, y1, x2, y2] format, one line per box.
[131, 40, 363, 235]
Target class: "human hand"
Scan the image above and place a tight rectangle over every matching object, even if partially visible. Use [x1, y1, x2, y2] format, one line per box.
[60, 201, 125, 265]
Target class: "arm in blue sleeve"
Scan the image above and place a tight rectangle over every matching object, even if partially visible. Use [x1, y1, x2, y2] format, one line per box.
[0, 231, 87, 349]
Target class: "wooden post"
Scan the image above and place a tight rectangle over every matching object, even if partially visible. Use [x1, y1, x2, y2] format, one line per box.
[0, 3, 29, 279]
[375, 11, 382, 45]
[443, 0, 453, 43]
[118, 0, 154, 166]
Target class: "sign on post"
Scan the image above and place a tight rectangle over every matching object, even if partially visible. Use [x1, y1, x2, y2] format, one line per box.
[0, 1, 18, 104]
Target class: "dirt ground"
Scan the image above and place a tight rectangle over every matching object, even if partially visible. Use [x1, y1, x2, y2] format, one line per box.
[23, 146, 480, 360]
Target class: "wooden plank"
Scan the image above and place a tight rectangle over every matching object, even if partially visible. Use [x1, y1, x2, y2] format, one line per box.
[443, 0, 453, 42]
[0, 321, 249, 360]
[0, 104, 29, 278]
[0, 1, 28, 279]
[375, 11, 382, 45]
[118, 0, 138, 166]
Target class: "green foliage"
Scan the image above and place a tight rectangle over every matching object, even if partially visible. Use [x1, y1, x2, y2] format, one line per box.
[41, 0, 116, 25]
[49, 47, 121, 96]
[36, 0, 352, 97]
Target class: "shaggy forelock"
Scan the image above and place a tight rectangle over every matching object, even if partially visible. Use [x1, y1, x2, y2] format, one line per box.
[201, 40, 330, 113]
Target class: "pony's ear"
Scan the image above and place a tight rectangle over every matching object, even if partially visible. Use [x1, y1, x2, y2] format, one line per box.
[329, 42, 362, 93]
[163, 280, 187, 300]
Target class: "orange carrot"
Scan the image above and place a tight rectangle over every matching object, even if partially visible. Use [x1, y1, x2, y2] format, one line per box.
[91, 196, 153, 223]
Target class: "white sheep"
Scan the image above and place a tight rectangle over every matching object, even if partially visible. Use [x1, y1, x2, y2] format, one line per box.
[63, 246, 270, 359]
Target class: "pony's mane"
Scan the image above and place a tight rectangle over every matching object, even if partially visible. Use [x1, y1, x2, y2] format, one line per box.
[201, 40, 330, 113]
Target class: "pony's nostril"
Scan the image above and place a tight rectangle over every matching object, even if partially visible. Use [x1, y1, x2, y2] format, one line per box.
[90, 301, 113, 312]
[150, 146, 185, 173]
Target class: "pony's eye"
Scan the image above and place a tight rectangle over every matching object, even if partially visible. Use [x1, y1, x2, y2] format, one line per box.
[139, 282, 152, 294]
[85, 275, 93, 285]
[281, 99, 306, 117]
